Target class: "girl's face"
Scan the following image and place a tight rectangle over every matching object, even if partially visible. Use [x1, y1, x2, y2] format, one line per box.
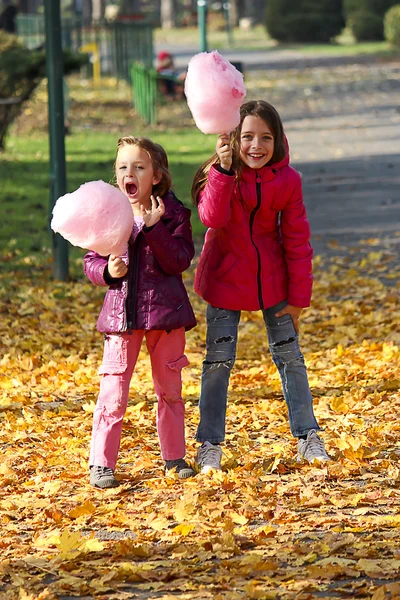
[239, 115, 275, 169]
[116, 144, 160, 212]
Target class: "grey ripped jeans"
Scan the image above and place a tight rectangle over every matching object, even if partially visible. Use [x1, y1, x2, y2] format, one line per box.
[196, 301, 320, 443]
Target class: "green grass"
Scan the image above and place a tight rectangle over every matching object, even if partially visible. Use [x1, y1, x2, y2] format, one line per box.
[0, 129, 212, 277]
[155, 24, 274, 50]
[155, 24, 395, 56]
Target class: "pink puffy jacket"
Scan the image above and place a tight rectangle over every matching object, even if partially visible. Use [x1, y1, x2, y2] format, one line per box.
[194, 151, 313, 311]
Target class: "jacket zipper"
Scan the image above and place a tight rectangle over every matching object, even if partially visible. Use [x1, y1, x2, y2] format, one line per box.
[249, 172, 264, 310]
[126, 238, 140, 330]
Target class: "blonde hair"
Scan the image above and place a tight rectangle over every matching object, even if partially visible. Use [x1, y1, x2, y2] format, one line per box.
[115, 136, 172, 197]
[191, 100, 286, 205]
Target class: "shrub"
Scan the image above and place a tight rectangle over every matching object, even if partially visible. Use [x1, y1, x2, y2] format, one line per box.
[344, 0, 398, 18]
[0, 31, 87, 150]
[349, 9, 385, 40]
[384, 4, 400, 45]
[265, 0, 345, 43]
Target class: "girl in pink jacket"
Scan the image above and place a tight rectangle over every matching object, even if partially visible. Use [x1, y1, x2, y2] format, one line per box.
[192, 100, 331, 473]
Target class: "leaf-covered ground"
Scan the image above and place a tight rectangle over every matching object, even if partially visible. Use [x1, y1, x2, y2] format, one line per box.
[1, 56, 400, 600]
[1, 243, 399, 600]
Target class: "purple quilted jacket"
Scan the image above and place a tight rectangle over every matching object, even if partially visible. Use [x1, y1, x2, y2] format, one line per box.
[84, 191, 196, 333]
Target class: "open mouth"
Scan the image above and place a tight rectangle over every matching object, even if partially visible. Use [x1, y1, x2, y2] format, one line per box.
[125, 182, 138, 197]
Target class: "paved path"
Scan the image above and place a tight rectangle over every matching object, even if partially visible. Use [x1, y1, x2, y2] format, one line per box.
[155, 44, 382, 72]
[158, 43, 400, 257]
[278, 62, 400, 257]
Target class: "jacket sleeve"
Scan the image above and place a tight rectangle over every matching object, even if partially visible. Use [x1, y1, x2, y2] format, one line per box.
[83, 251, 110, 286]
[143, 208, 195, 276]
[197, 165, 236, 229]
[280, 174, 313, 308]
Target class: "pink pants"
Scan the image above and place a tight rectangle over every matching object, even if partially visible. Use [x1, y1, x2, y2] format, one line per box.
[89, 328, 189, 470]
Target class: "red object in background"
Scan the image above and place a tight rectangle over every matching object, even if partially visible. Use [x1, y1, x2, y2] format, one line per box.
[157, 51, 172, 62]
[118, 14, 145, 21]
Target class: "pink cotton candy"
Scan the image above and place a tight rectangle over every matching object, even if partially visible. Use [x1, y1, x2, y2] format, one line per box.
[185, 50, 246, 134]
[51, 180, 134, 256]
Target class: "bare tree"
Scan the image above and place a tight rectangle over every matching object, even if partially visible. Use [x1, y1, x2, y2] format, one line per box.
[18, 0, 41, 13]
[81, 0, 92, 24]
[92, 0, 106, 21]
[228, 0, 240, 27]
[161, 0, 177, 29]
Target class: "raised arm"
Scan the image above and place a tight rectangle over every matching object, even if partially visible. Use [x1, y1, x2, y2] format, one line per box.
[143, 206, 195, 276]
[197, 164, 236, 229]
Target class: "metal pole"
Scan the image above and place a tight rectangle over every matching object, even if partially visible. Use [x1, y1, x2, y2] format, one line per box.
[197, 0, 208, 52]
[44, 0, 69, 280]
[223, 2, 233, 47]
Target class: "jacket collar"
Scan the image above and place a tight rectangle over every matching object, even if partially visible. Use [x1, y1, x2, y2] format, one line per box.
[162, 190, 179, 218]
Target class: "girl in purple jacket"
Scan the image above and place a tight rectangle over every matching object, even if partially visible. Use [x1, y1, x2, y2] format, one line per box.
[84, 136, 196, 488]
[192, 101, 331, 473]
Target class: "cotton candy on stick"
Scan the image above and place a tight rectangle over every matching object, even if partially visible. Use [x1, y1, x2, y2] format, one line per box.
[51, 180, 134, 256]
[185, 50, 246, 134]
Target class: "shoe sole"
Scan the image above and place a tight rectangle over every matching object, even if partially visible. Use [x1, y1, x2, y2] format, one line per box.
[177, 469, 196, 479]
[297, 454, 332, 463]
[199, 465, 222, 474]
[165, 467, 196, 479]
[90, 480, 120, 489]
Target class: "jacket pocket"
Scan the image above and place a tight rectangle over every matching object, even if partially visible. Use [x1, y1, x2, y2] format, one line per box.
[214, 253, 238, 280]
[98, 334, 128, 375]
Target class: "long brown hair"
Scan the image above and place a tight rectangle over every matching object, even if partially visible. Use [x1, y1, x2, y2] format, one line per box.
[191, 100, 286, 205]
[115, 136, 171, 197]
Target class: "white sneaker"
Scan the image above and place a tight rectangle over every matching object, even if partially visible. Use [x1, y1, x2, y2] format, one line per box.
[195, 441, 223, 474]
[297, 430, 331, 464]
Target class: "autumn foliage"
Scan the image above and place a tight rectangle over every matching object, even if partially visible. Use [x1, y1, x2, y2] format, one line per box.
[0, 243, 399, 599]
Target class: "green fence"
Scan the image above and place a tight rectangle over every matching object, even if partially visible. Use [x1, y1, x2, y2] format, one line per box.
[131, 63, 158, 124]
[131, 63, 186, 124]
[16, 14, 153, 82]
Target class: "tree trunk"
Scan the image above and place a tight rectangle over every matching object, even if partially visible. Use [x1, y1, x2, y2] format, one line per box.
[161, 0, 177, 29]
[0, 81, 37, 151]
[92, 0, 106, 21]
[18, 0, 41, 14]
[119, 1, 143, 15]
[229, 0, 240, 27]
[81, 0, 92, 25]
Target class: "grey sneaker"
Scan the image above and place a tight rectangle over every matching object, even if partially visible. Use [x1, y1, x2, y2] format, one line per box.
[297, 430, 331, 464]
[164, 458, 195, 479]
[90, 465, 120, 489]
[195, 441, 223, 474]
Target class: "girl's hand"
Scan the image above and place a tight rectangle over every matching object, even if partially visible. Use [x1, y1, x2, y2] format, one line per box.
[275, 304, 303, 334]
[216, 134, 232, 171]
[141, 195, 165, 228]
[108, 254, 128, 278]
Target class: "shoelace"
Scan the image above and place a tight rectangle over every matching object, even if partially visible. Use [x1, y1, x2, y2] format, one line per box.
[304, 434, 328, 459]
[199, 444, 222, 468]
[94, 466, 114, 477]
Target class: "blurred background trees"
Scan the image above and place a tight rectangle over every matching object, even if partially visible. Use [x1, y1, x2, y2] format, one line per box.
[1, 1, 399, 45]
[265, 0, 345, 43]
[0, 29, 87, 149]
[343, 0, 399, 41]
